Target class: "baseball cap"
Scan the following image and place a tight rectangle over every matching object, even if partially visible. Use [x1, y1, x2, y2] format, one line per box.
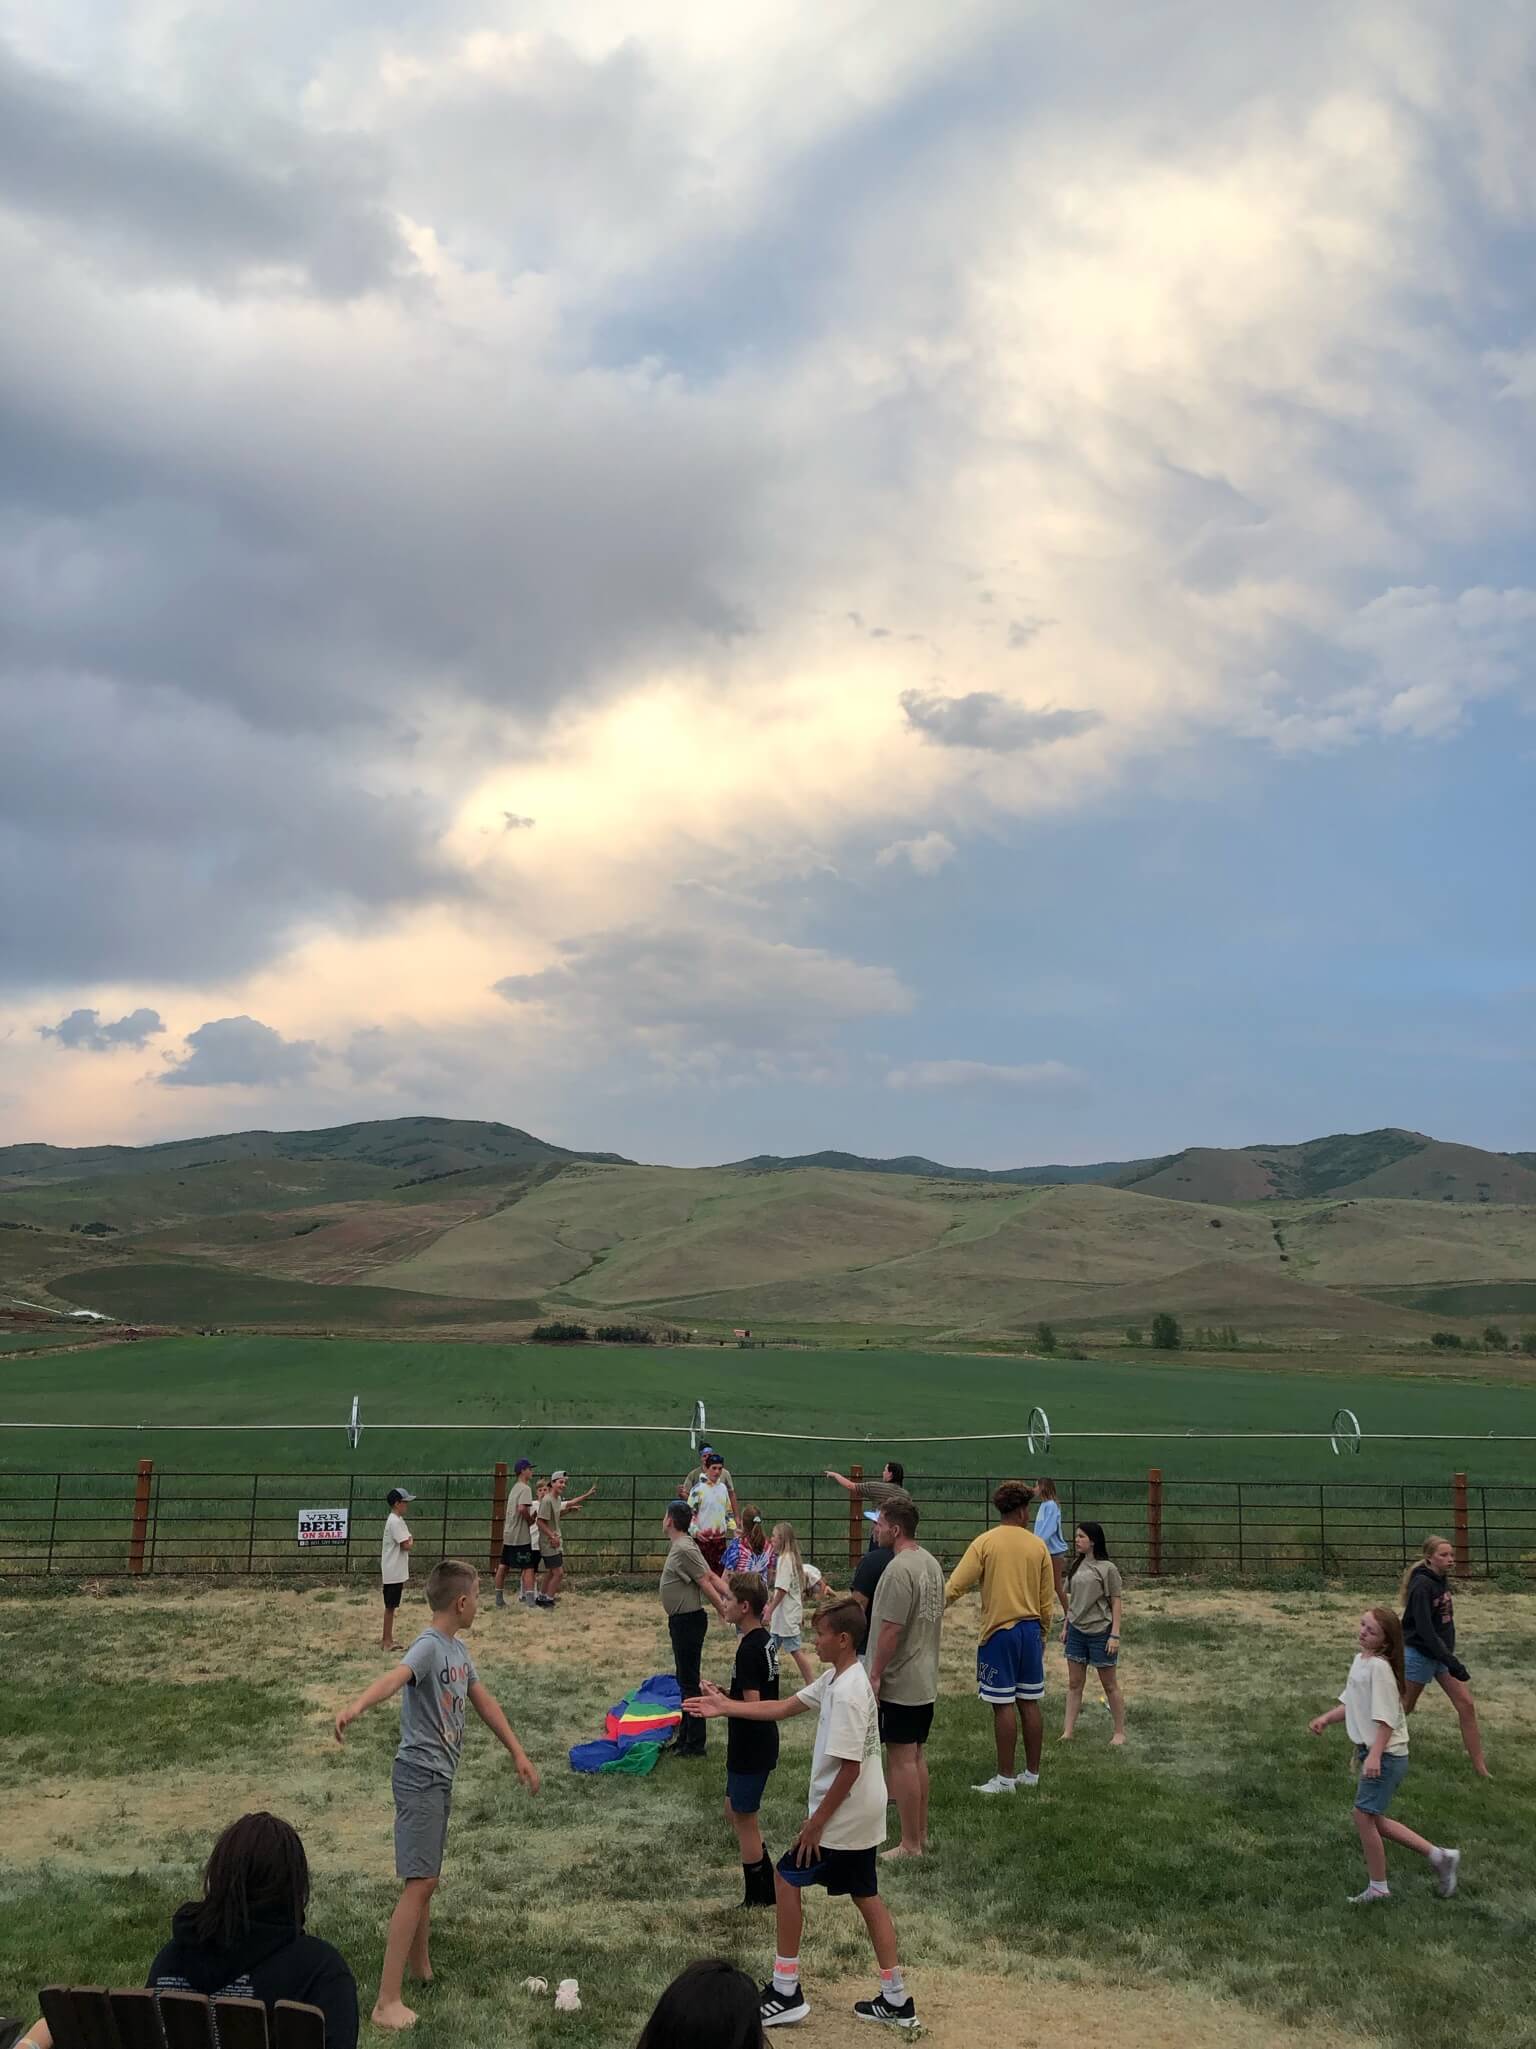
[551, 1469, 568, 1482]
[387, 1487, 415, 1506]
[699, 1443, 717, 1460]
[514, 1458, 533, 1472]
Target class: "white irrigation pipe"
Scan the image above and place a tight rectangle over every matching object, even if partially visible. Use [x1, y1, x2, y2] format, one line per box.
[3, 1422, 1535, 1441]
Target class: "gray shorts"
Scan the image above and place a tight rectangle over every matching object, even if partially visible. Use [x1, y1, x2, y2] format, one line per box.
[393, 1758, 452, 1879]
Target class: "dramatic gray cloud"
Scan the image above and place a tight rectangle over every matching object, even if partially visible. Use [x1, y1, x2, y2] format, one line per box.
[0, 678, 464, 991]
[886, 1059, 1085, 1094]
[495, 925, 910, 1049]
[38, 1006, 165, 1052]
[0, 39, 406, 294]
[900, 689, 1101, 752]
[160, 1015, 321, 1088]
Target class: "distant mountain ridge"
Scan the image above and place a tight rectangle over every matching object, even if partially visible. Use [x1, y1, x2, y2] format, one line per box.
[0, 1116, 631, 1187]
[727, 1129, 1536, 1204]
[3, 1118, 1533, 1206]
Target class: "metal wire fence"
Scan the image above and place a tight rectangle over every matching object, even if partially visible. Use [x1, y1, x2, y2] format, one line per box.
[1, 1466, 1533, 1581]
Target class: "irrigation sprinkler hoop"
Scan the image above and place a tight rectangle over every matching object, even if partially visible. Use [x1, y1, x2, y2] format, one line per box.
[347, 1395, 363, 1452]
[1026, 1405, 1051, 1457]
[1330, 1407, 1362, 1457]
[690, 1398, 707, 1453]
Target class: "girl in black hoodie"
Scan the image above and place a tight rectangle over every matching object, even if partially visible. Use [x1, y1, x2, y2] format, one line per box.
[1400, 1536, 1491, 1778]
[17, 1814, 357, 2049]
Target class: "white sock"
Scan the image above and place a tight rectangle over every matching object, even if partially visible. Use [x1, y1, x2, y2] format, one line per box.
[880, 1967, 905, 2002]
[773, 1956, 800, 1995]
[1368, 1880, 1390, 1894]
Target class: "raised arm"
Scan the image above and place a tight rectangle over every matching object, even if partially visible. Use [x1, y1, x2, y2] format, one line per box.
[468, 1679, 541, 1792]
[335, 1663, 411, 1740]
[824, 1469, 857, 1497]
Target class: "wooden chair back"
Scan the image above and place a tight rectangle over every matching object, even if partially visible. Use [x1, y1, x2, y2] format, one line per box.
[37, 1991, 324, 2049]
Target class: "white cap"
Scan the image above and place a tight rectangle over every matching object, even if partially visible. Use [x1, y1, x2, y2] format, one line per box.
[551, 1469, 569, 1482]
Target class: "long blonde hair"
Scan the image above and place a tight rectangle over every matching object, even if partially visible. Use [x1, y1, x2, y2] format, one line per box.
[771, 1521, 804, 1595]
[1398, 1534, 1452, 1604]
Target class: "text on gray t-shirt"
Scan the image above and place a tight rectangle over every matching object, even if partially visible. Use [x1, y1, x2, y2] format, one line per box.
[396, 1627, 479, 1782]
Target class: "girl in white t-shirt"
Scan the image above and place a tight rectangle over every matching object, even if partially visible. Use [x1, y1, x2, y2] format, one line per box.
[765, 1523, 822, 1684]
[1308, 1606, 1462, 1905]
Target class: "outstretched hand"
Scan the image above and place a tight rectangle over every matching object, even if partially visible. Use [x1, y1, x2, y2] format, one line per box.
[516, 1754, 542, 1795]
[683, 1679, 730, 1719]
[1307, 1715, 1329, 1736]
[334, 1707, 356, 1744]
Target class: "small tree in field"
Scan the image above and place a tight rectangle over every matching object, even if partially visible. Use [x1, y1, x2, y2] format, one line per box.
[1034, 1322, 1057, 1353]
[1124, 1326, 1143, 1346]
[1521, 1332, 1536, 1356]
[1150, 1312, 1182, 1350]
[1431, 1331, 1462, 1350]
[1483, 1325, 1508, 1351]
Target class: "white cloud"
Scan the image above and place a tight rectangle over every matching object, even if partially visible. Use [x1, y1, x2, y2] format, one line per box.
[886, 1059, 1086, 1094]
[875, 831, 956, 875]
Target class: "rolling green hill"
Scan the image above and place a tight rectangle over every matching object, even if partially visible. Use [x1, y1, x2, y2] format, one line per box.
[3, 1118, 1533, 1344]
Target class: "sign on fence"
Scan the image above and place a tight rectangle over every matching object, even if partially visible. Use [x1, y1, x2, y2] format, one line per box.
[297, 1507, 350, 1547]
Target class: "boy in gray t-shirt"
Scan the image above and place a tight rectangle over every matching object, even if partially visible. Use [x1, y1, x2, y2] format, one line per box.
[336, 1558, 541, 2031]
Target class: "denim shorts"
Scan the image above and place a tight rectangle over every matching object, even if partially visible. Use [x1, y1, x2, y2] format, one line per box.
[727, 1768, 772, 1814]
[1353, 1745, 1409, 1815]
[1404, 1646, 1448, 1687]
[1064, 1622, 1118, 1668]
[770, 1630, 802, 1656]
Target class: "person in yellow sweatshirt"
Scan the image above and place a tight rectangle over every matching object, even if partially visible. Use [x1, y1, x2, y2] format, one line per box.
[945, 1480, 1056, 1795]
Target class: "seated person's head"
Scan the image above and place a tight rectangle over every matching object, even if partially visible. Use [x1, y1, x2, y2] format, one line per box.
[635, 1958, 766, 2049]
[193, 1812, 310, 1947]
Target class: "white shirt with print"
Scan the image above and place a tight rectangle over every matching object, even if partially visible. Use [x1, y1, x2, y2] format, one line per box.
[797, 1661, 887, 1851]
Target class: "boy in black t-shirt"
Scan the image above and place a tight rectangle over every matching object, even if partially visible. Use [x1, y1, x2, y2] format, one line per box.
[723, 1570, 780, 1907]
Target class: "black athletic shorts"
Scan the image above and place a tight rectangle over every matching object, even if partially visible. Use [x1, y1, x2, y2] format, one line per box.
[878, 1699, 935, 1747]
[539, 1552, 564, 1571]
[502, 1543, 537, 1569]
[382, 1581, 405, 1611]
[776, 1845, 878, 1897]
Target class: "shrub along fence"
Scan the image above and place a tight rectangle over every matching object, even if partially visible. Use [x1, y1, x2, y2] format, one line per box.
[0, 1464, 1532, 1582]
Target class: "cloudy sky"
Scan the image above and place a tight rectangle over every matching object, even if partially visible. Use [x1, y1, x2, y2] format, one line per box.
[3, 1, 1533, 1168]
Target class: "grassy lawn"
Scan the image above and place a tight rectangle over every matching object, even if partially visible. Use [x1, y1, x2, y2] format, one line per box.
[2, 1336, 1534, 1486]
[2, 1581, 1533, 2049]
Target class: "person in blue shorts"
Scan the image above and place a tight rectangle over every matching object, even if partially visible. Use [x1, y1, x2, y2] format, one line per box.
[1059, 1520, 1126, 1744]
[720, 1571, 780, 1907]
[1309, 1605, 1462, 1906]
[944, 1481, 1054, 1795]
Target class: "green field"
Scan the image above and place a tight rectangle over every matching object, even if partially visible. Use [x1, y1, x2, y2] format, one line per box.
[3, 1580, 1534, 2049]
[3, 1335, 1534, 1484]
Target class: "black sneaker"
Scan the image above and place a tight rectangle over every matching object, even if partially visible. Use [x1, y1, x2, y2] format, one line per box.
[760, 1982, 810, 2027]
[854, 1993, 918, 2028]
[534, 1594, 557, 1608]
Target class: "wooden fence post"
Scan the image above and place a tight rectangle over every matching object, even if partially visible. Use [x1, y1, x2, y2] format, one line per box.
[489, 1462, 508, 1573]
[848, 1463, 863, 1571]
[129, 1459, 154, 1575]
[1453, 1471, 1470, 1578]
[1148, 1467, 1163, 1579]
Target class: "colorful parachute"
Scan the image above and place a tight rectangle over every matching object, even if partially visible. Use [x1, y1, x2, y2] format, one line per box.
[569, 1673, 684, 1776]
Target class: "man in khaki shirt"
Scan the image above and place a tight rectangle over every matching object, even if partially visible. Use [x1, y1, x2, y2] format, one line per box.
[496, 1457, 537, 1610]
[660, 1500, 731, 1756]
[866, 1496, 945, 1858]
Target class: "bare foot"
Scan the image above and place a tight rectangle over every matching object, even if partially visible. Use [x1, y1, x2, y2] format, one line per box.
[881, 1845, 923, 1860]
[371, 2001, 418, 2031]
[1474, 1765, 1492, 1779]
[1058, 1732, 1074, 1742]
[1109, 1733, 1126, 1747]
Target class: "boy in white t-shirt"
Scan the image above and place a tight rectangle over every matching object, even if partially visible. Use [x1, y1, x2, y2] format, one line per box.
[380, 1488, 415, 1651]
[688, 1595, 916, 2031]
